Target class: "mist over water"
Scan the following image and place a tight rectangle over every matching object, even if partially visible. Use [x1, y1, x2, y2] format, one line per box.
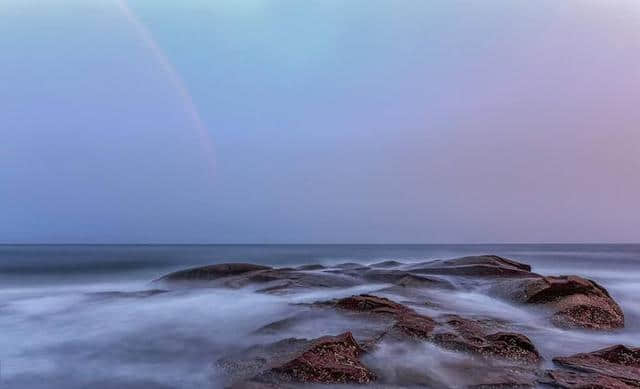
[1, 244, 638, 388]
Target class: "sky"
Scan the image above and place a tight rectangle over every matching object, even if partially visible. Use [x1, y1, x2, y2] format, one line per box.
[1, 0, 639, 244]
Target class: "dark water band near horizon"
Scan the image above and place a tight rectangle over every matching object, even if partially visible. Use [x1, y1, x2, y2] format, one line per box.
[1, 244, 639, 388]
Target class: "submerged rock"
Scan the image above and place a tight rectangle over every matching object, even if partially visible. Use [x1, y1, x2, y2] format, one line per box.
[87, 289, 168, 299]
[495, 275, 624, 330]
[295, 264, 326, 271]
[363, 269, 454, 289]
[333, 262, 370, 270]
[158, 263, 360, 294]
[552, 345, 640, 386]
[369, 260, 405, 268]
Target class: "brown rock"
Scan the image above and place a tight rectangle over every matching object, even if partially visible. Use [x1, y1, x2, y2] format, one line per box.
[553, 345, 640, 386]
[466, 366, 538, 388]
[543, 370, 634, 389]
[332, 295, 540, 365]
[407, 255, 535, 278]
[522, 276, 612, 304]
[432, 315, 541, 365]
[160, 263, 272, 281]
[334, 294, 413, 316]
[160, 263, 361, 294]
[265, 332, 376, 384]
[499, 275, 624, 330]
[363, 269, 454, 289]
[392, 312, 437, 340]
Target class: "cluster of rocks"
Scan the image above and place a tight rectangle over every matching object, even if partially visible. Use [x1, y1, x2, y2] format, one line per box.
[156, 255, 636, 388]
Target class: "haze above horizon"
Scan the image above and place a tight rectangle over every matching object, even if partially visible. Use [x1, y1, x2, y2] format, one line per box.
[2, 0, 639, 244]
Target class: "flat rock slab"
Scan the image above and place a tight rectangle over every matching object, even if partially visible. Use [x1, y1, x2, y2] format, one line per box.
[160, 263, 272, 281]
[552, 345, 640, 386]
[406, 255, 536, 278]
[543, 370, 635, 389]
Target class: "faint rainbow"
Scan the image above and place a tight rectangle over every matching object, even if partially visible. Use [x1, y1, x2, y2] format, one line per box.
[114, 0, 217, 176]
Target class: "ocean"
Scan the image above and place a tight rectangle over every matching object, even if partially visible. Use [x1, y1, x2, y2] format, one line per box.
[1, 244, 638, 388]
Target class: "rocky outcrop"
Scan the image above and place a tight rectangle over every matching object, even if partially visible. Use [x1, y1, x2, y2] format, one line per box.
[158, 264, 360, 294]
[160, 263, 271, 281]
[406, 255, 535, 278]
[331, 294, 540, 365]
[495, 275, 624, 330]
[223, 332, 376, 387]
[432, 315, 541, 365]
[334, 294, 413, 316]
[265, 332, 376, 384]
[552, 345, 640, 386]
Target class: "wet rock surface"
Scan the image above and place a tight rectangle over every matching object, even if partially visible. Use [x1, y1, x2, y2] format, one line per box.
[221, 332, 376, 387]
[264, 332, 376, 384]
[156, 255, 629, 387]
[543, 370, 636, 389]
[160, 263, 272, 281]
[328, 294, 541, 365]
[368, 260, 405, 268]
[405, 255, 535, 278]
[552, 345, 640, 386]
[432, 315, 541, 365]
[495, 275, 625, 329]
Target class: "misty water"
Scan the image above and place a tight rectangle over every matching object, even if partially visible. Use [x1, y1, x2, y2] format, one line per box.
[1, 244, 638, 388]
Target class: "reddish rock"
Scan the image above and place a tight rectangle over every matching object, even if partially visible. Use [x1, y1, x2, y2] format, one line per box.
[553, 345, 640, 386]
[333, 295, 540, 365]
[334, 294, 413, 316]
[484, 332, 542, 365]
[501, 275, 625, 330]
[522, 276, 612, 304]
[466, 366, 538, 388]
[432, 315, 541, 365]
[267, 332, 376, 384]
[543, 370, 634, 389]
[392, 312, 437, 339]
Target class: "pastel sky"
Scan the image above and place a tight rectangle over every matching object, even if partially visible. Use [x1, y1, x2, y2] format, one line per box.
[1, 0, 639, 243]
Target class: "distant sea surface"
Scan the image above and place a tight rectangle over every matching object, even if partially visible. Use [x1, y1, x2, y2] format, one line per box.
[2, 243, 639, 285]
[1, 244, 639, 388]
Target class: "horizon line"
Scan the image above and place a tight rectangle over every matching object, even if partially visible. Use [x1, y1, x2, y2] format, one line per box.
[1, 242, 638, 246]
